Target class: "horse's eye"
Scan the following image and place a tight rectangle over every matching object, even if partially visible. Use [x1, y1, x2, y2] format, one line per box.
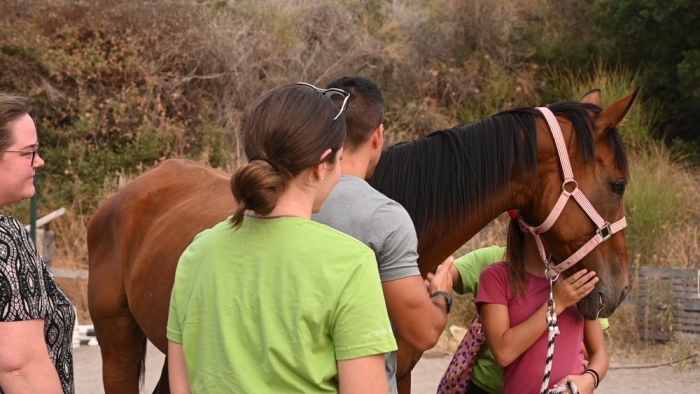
[611, 181, 626, 195]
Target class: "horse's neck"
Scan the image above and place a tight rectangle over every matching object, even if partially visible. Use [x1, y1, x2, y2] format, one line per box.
[416, 183, 530, 275]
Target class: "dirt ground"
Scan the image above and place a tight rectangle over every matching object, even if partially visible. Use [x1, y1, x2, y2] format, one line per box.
[75, 341, 700, 394]
[411, 353, 700, 394]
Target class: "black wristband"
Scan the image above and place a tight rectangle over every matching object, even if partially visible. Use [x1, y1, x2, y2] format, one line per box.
[584, 368, 600, 389]
[430, 291, 452, 314]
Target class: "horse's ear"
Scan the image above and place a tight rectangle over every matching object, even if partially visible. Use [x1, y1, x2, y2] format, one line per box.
[595, 85, 641, 130]
[580, 89, 601, 106]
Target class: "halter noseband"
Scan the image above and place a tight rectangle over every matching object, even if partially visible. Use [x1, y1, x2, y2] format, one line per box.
[517, 107, 626, 278]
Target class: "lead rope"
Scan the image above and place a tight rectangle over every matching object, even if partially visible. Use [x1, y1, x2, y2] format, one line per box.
[540, 270, 579, 394]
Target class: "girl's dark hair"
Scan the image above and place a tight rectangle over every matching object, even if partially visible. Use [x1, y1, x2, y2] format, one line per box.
[506, 220, 528, 302]
[230, 84, 346, 227]
[0, 93, 32, 155]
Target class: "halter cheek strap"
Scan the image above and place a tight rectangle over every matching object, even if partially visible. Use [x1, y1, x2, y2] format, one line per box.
[518, 107, 627, 278]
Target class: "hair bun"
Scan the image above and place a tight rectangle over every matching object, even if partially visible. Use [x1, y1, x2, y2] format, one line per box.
[230, 161, 284, 226]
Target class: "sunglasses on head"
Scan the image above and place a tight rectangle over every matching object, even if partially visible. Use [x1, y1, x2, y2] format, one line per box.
[295, 82, 350, 121]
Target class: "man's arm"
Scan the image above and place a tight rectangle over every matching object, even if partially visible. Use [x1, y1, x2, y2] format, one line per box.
[370, 201, 454, 352]
[382, 258, 453, 351]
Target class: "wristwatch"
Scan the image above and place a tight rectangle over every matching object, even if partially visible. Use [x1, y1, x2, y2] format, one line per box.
[430, 291, 452, 314]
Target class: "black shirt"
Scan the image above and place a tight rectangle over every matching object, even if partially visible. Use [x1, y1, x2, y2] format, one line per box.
[0, 215, 75, 394]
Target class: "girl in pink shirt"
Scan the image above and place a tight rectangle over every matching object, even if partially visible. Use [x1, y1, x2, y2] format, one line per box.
[476, 213, 608, 394]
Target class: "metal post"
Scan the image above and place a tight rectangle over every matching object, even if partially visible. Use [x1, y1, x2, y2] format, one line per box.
[30, 173, 38, 245]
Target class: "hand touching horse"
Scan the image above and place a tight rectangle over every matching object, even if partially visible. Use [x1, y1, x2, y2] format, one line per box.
[88, 88, 638, 393]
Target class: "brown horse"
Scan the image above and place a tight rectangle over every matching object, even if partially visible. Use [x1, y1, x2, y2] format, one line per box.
[87, 88, 638, 394]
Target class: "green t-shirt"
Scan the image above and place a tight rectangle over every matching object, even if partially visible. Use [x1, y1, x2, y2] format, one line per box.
[454, 246, 506, 394]
[167, 216, 397, 393]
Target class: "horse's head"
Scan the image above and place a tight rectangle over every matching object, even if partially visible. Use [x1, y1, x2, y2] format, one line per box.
[524, 88, 639, 320]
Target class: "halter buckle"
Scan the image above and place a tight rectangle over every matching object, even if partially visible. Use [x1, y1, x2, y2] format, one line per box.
[597, 221, 612, 242]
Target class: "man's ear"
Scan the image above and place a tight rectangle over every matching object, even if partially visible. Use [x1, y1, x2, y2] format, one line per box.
[371, 124, 384, 149]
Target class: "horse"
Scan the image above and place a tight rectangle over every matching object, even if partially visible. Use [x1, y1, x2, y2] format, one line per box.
[87, 88, 638, 394]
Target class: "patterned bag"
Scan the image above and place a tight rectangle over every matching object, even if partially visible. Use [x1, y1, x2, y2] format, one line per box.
[437, 315, 485, 394]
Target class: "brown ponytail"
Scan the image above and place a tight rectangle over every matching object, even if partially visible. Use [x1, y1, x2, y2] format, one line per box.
[506, 220, 528, 302]
[230, 83, 346, 227]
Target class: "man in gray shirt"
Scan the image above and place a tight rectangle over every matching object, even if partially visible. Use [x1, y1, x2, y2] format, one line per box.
[312, 76, 454, 394]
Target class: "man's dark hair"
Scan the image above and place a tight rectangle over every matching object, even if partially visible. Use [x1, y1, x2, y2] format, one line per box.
[327, 76, 384, 152]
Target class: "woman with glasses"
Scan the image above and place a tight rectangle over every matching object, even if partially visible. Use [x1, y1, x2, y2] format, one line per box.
[0, 93, 75, 393]
[167, 83, 396, 393]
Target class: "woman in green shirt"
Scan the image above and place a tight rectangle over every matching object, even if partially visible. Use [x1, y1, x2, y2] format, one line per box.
[167, 83, 397, 394]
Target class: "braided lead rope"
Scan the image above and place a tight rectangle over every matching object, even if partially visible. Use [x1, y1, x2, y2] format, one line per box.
[539, 276, 580, 394]
[539, 297, 560, 394]
[548, 381, 579, 394]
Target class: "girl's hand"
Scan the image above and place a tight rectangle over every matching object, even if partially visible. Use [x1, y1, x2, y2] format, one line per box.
[552, 269, 598, 314]
[552, 373, 595, 394]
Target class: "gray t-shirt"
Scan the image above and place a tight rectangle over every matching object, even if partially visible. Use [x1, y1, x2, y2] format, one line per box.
[312, 175, 421, 393]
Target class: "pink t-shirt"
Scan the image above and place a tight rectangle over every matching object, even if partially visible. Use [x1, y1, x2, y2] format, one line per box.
[476, 261, 586, 394]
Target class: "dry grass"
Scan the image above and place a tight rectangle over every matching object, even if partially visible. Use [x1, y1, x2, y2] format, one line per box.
[0, 0, 557, 323]
[627, 148, 700, 269]
[605, 303, 700, 370]
[1, 1, 699, 359]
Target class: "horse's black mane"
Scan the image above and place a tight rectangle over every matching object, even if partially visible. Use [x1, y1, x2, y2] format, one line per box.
[368, 100, 629, 240]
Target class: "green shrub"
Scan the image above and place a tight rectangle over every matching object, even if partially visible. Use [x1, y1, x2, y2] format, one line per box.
[586, 0, 700, 144]
[548, 62, 658, 149]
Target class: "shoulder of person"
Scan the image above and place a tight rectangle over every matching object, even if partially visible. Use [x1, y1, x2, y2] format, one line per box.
[481, 261, 509, 279]
[305, 219, 376, 257]
[0, 215, 33, 248]
[340, 177, 408, 212]
[0, 215, 28, 234]
[457, 246, 506, 265]
[482, 245, 506, 260]
[372, 198, 412, 224]
[185, 218, 229, 247]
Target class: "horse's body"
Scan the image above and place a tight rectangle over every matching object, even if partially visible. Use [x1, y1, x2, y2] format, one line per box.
[88, 89, 638, 394]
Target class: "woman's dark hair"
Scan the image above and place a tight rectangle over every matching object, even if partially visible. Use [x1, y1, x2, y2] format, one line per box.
[506, 220, 528, 302]
[0, 93, 32, 156]
[230, 84, 347, 227]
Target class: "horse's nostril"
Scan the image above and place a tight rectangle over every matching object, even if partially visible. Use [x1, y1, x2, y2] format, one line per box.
[619, 287, 628, 304]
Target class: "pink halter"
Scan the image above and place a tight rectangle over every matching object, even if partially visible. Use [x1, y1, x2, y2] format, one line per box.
[517, 107, 627, 278]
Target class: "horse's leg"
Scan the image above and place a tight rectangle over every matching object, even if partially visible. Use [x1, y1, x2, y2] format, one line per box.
[89, 261, 147, 394]
[93, 310, 147, 393]
[395, 338, 424, 394]
[152, 357, 171, 394]
[397, 376, 412, 394]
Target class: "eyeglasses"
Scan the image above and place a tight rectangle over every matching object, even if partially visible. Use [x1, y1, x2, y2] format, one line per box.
[295, 82, 350, 121]
[2, 142, 40, 166]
